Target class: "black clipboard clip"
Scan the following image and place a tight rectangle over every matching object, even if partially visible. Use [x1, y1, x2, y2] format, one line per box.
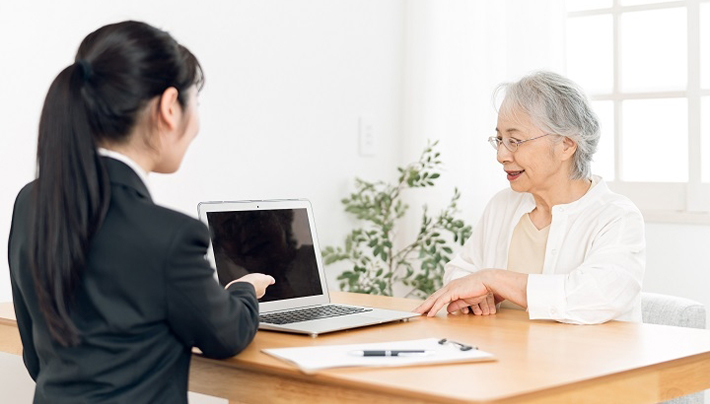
[438, 338, 477, 351]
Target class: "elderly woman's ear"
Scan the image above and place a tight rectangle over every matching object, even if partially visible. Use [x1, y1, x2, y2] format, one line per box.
[560, 137, 577, 160]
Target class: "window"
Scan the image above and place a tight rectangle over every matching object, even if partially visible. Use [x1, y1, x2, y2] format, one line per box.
[565, 0, 710, 216]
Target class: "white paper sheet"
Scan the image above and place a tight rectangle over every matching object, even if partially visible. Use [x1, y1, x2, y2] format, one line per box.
[262, 338, 495, 374]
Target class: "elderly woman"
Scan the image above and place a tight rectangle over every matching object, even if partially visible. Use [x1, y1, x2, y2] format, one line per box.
[415, 71, 645, 324]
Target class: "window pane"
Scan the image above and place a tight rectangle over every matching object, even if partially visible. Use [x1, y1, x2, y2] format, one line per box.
[702, 97, 710, 182]
[567, 15, 613, 94]
[591, 100, 615, 181]
[621, 8, 687, 92]
[621, 98, 687, 182]
[621, 0, 675, 6]
[566, 0, 612, 12]
[702, 3, 710, 89]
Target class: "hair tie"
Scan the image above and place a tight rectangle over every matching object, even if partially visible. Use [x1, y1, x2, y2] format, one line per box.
[76, 59, 93, 82]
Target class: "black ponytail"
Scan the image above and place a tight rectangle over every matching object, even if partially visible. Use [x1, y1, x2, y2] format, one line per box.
[30, 63, 109, 346]
[29, 21, 204, 347]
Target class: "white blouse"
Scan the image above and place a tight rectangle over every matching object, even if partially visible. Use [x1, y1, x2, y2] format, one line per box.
[444, 176, 645, 324]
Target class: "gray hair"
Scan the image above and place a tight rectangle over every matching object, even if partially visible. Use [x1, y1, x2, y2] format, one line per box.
[495, 71, 600, 180]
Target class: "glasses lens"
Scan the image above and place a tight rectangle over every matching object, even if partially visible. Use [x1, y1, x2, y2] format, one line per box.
[503, 138, 518, 152]
[488, 137, 500, 150]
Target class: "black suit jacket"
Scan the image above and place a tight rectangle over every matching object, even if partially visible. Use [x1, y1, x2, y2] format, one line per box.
[8, 157, 259, 404]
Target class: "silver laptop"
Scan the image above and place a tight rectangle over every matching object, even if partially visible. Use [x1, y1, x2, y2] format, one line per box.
[197, 199, 418, 337]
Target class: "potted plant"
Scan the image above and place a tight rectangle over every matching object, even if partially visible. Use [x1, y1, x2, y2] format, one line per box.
[322, 141, 472, 299]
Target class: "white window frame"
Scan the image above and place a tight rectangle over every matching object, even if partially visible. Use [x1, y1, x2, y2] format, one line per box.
[566, 0, 710, 223]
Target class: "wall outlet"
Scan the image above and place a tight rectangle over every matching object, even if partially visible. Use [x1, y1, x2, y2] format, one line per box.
[359, 115, 377, 156]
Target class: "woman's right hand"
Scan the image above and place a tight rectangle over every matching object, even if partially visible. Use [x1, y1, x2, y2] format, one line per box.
[414, 273, 493, 316]
[457, 292, 502, 315]
[229, 273, 275, 298]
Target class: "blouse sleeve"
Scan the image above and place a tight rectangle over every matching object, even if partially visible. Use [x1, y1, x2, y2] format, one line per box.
[527, 207, 645, 324]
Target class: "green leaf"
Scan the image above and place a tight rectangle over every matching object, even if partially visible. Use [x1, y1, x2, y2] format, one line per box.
[323, 140, 472, 297]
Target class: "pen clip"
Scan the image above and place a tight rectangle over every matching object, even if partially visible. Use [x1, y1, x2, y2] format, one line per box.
[438, 338, 477, 351]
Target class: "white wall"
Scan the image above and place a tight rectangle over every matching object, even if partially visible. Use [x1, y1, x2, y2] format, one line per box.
[398, 0, 566, 245]
[0, 0, 405, 302]
[645, 223, 710, 326]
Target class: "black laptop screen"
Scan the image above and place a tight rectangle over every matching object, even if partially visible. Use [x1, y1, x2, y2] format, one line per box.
[206, 208, 323, 302]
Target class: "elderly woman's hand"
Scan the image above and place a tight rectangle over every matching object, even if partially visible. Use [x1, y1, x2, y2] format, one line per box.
[457, 294, 500, 316]
[414, 271, 498, 317]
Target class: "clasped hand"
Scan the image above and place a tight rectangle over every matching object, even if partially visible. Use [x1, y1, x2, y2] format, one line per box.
[414, 272, 501, 317]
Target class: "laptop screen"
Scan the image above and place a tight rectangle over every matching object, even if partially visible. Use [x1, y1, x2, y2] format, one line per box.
[206, 208, 324, 302]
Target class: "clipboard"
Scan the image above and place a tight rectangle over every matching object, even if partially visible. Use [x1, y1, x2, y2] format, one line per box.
[261, 337, 495, 374]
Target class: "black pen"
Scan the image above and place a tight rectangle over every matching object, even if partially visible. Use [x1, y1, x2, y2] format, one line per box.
[349, 350, 433, 357]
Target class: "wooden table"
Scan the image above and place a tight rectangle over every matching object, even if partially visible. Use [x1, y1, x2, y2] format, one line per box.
[1, 292, 709, 403]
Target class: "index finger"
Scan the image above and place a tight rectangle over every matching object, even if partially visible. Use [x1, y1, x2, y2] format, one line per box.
[414, 292, 440, 314]
[424, 292, 456, 317]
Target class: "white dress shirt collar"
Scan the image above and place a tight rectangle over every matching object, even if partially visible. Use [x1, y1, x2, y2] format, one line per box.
[96, 147, 151, 195]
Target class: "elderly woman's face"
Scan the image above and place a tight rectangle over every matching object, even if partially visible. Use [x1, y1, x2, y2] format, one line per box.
[495, 106, 573, 195]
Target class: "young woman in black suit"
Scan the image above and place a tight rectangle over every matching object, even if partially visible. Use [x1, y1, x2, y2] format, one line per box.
[7, 21, 274, 403]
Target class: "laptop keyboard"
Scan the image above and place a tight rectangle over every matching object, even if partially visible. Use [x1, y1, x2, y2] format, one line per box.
[259, 305, 373, 325]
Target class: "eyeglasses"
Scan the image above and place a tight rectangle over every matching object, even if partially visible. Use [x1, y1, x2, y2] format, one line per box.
[488, 133, 554, 153]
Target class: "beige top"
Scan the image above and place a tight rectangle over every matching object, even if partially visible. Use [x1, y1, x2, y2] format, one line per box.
[500, 213, 550, 311]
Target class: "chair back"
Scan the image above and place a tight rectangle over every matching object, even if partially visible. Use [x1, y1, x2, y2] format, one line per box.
[641, 292, 706, 404]
[642, 292, 706, 329]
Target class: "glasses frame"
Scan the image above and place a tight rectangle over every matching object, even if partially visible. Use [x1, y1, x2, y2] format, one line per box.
[488, 133, 554, 153]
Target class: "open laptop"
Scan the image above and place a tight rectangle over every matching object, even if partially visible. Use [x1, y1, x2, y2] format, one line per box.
[197, 199, 419, 337]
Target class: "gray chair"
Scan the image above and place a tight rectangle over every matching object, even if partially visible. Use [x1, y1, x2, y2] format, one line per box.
[641, 292, 706, 404]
